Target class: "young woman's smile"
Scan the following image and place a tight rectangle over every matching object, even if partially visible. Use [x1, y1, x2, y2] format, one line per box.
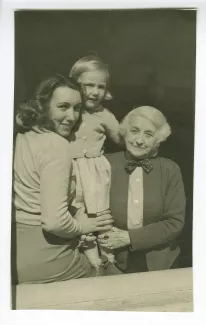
[49, 86, 82, 138]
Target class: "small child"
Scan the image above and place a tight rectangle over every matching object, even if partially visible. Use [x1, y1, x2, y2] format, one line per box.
[69, 55, 122, 274]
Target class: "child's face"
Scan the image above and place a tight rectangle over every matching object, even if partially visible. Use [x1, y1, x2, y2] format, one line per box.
[78, 70, 107, 110]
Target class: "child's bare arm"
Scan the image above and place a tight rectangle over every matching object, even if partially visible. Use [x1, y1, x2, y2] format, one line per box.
[102, 109, 124, 146]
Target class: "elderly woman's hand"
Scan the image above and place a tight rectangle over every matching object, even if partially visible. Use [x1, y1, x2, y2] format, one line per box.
[98, 227, 131, 250]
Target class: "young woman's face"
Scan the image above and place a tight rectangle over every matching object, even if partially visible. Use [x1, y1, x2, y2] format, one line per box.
[78, 70, 107, 110]
[124, 116, 159, 159]
[48, 86, 82, 138]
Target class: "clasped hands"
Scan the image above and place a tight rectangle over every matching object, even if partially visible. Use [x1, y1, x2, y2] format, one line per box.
[75, 208, 131, 249]
[80, 227, 131, 250]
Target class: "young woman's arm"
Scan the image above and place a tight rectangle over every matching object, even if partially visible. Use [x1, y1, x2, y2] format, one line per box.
[39, 135, 82, 238]
[39, 134, 113, 238]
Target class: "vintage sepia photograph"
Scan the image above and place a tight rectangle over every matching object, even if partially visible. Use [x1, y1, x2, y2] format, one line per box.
[11, 8, 195, 311]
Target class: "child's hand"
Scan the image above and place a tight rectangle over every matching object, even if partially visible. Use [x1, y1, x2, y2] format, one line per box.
[81, 233, 96, 242]
[78, 234, 96, 249]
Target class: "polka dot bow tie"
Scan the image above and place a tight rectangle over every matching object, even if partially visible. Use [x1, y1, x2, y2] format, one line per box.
[125, 159, 153, 174]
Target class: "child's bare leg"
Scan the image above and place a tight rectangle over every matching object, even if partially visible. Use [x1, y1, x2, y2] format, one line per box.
[83, 240, 102, 270]
[81, 214, 102, 275]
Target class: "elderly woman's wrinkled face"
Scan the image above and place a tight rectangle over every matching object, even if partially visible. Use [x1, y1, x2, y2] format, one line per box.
[49, 86, 82, 138]
[124, 116, 159, 159]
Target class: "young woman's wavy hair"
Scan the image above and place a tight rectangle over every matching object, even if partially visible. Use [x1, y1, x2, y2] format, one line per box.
[16, 74, 81, 132]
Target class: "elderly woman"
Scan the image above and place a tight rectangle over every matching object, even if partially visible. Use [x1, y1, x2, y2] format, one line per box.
[12, 74, 113, 284]
[98, 106, 186, 274]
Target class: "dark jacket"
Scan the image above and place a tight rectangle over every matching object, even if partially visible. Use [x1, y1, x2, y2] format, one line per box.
[106, 151, 186, 272]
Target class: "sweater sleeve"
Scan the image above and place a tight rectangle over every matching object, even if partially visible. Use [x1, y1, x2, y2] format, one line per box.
[129, 162, 186, 251]
[38, 135, 82, 238]
[102, 109, 123, 145]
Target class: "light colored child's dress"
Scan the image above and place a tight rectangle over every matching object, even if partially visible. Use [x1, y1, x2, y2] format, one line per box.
[69, 106, 121, 215]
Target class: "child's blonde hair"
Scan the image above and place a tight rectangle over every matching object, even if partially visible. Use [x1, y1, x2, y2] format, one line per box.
[70, 55, 112, 100]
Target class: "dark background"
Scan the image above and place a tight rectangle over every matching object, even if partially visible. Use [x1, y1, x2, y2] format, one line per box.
[15, 9, 196, 268]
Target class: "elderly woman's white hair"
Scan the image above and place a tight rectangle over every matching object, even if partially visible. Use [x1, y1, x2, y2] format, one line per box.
[120, 106, 171, 143]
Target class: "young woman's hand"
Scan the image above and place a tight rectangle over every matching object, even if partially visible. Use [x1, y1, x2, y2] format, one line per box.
[79, 213, 113, 235]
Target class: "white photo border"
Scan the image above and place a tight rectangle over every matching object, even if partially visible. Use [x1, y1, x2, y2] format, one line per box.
[0, 0, 205, 324]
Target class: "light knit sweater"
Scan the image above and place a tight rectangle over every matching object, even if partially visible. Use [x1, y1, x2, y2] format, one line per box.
[69, 107, 121, 158]
[14, 130, 82, 239]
